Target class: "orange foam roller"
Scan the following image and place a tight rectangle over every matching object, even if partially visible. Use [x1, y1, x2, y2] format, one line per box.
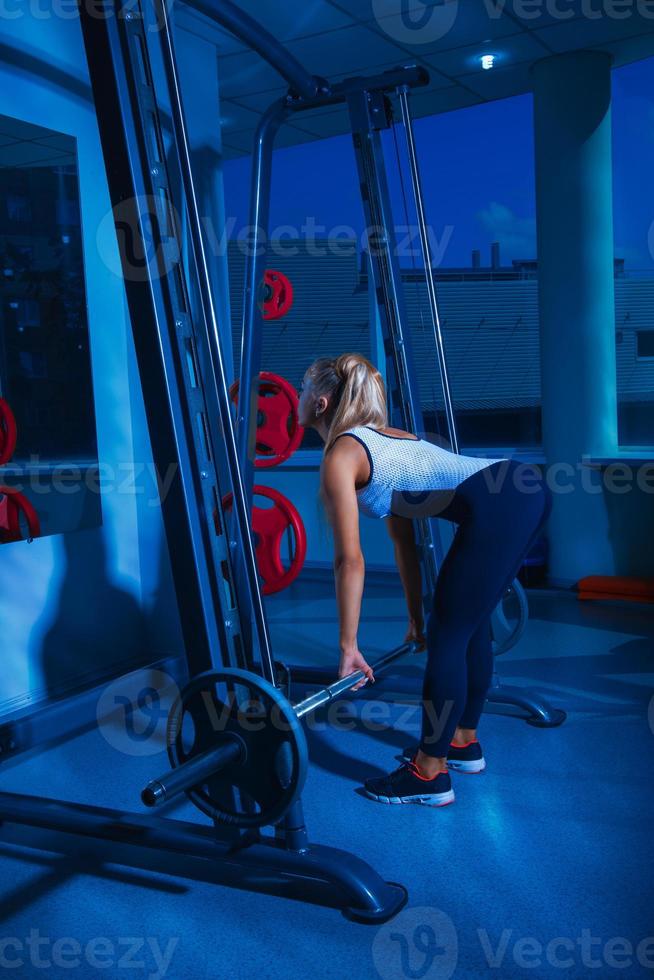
[577, 576, 654, 603]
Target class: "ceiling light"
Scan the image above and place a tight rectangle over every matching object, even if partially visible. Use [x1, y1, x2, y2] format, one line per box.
[481, 54, 496, 71]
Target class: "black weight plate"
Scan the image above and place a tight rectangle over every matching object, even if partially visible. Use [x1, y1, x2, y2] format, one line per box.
[167, 668, 308, 829]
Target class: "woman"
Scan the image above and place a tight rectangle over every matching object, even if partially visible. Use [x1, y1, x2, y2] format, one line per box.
[297, 353, 552, 808]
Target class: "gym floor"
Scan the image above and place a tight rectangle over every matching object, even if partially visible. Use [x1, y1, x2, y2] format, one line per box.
[0, 575, 652, 980]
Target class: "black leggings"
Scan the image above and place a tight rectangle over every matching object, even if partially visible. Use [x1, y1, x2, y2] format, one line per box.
[420, 460, 553, 758]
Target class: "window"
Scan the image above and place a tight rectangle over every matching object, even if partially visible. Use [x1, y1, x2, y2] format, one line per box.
[224, 132, 368, 453]
[15, 299, 40, 328]
[636, 331, 654, 360]
[223, 93, 541, 452]
[56, 197, 79, 226]
[18, 350, 47, 379]
[613, 58, 654, 446]
[389, 96, 540, 450]
[6, 194, 31, 223]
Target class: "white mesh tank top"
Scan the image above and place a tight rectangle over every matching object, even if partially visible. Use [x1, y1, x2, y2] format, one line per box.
[335, 426, 507, 520]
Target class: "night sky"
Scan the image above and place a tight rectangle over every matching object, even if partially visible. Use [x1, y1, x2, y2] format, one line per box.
[223, 57, 654, 271]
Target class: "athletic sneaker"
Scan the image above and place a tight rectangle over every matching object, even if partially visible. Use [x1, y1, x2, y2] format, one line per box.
[400, 740, 486, 774]
[364, 761, 455, 807]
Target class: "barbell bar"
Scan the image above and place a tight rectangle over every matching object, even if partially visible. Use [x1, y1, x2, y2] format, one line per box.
[293, 641, 417, 719]
[141, 641, 418, 812]
[141, 736, 243, 808]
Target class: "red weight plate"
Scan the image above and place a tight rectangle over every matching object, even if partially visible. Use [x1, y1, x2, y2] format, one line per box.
[221, 485, 307, 595]
[229, 372, 304, 469]
[0, 399, 17, 466]
[262, 270, 293, 321]
[0, 487, 41, 544]
[252, 486, 306, 595]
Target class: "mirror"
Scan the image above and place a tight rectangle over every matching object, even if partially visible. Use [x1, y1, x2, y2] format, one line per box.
[0, 113, 100, 540]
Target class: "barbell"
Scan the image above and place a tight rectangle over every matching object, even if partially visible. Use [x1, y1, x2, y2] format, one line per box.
[141, 641, 418, 828]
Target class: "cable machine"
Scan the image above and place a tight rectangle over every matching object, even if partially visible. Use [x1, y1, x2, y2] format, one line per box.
[228, 8, 564, 726]
[0, 0, 564, 925]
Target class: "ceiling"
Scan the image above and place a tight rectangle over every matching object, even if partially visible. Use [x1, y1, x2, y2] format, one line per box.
[0, 115, 76, 169]
[174, 0, 654, 158]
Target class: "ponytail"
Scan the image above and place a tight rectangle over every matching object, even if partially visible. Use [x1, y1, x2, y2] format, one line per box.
[305, 353, 388, 453]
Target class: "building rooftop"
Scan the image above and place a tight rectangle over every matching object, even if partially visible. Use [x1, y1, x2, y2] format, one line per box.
[227, 241, 654, 414]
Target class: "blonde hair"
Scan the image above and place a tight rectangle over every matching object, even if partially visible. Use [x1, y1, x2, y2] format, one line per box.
[305, 353, 388, 454]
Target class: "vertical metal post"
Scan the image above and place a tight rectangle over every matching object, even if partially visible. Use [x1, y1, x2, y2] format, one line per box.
[237, 102, 289, 499]
[347, 89, 443, 594]
[230, 104, 288, 667]
[368, 252, 387, 391]
[397, 87, 459, 454]
[152, 0, 276, 681]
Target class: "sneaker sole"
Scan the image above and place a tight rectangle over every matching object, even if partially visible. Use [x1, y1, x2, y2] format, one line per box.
[400, 751, 486, 774]
[364, 789, 455, 807]
[447, 759, 486, 774]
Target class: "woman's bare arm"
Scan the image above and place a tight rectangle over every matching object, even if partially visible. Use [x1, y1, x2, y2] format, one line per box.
[321, 442, 373, 688]
[321, 444, 365, 648]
